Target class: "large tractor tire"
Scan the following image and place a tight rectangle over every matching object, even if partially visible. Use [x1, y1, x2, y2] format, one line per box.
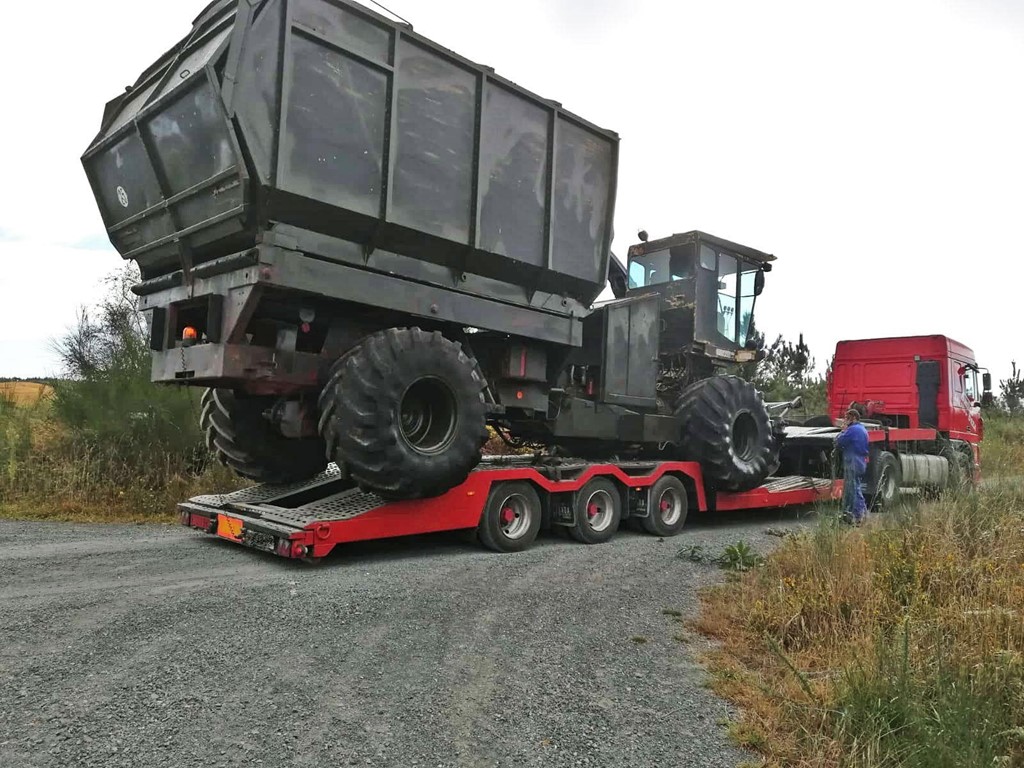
[320, 328, 490, 500]
[201, 389, 327, 484]
[674, 375, 779, 491]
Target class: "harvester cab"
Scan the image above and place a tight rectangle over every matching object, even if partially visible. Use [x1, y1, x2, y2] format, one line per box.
[624, 231, 774, 391]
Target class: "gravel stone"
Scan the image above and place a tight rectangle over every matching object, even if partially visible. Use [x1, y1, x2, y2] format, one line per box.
[0, 508, 812, 767]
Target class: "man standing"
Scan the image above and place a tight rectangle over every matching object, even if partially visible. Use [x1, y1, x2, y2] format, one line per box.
[836, 408, 869, 524]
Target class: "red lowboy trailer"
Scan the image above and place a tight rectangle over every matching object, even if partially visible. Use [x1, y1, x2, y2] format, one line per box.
[180, 457, 837, 562]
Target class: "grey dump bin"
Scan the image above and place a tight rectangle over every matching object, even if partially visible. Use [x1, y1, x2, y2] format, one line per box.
[83, 0, 619, 305]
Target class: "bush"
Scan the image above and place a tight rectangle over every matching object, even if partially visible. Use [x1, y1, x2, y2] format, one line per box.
[0, 267, 243, 521]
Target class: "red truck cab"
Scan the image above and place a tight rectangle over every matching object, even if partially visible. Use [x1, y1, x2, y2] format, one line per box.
[827, 335, 985, 442]
[818, 335, 988, 499]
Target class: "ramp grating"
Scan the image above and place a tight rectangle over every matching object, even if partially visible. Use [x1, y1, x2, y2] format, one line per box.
[191, 464, 346, 508]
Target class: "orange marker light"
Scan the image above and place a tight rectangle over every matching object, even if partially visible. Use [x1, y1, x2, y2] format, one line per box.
[182, 326, 198, 342]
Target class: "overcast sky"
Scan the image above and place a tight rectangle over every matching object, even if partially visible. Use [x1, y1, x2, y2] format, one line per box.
[1, 0, 1021, 381]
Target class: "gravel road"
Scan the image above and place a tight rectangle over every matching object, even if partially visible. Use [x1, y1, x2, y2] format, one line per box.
[0, 507, 813, 768]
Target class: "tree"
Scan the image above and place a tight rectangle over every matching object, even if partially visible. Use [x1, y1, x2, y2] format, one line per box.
[1000, 362, 1024, 414]
[49, 266, 207, 483]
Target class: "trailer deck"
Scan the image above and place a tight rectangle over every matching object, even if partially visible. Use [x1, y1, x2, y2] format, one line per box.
[180, 456, 838, 561]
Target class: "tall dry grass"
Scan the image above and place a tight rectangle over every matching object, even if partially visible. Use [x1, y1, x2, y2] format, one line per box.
[697, 437, 1024, 767]
[0, 371, 245, 522]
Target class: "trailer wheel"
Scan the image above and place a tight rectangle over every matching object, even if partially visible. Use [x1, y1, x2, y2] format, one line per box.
[477, 481, 542, 553]
[570, 478, 622, 544]
[201, 389, 327, 484]
[674, 376, 779, 492]
[321, 328, 489, 499]
[641, 476, 689, 537]
[869, 451, 901, 511]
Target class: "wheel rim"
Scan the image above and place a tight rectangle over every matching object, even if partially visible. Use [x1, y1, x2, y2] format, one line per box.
[584, 490, 615, 532]
[499, 494, 532, 540]
[731, 411, 758, 462]
[882, 470, 896, 502]
[399, 377, 458, 456]
[656, 487, 684, 526]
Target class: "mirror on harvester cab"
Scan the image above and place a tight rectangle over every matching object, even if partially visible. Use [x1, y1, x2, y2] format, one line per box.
[754, 270, 766, 296]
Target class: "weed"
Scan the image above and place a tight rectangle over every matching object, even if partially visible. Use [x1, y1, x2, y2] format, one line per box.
[720, 540, 764, 572]
[630, 636, 648, 644]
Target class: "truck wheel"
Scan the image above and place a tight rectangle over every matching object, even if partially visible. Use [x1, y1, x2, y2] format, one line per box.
[569, 477, 621, 544]
[943, 445, 972, 493]
[477, 481, 542, 553]
[869, 451, 901, 511]
[321, 328, 489, 499]
[674, 376, 779, 492]
[201, 389, 327, 484]
[642, 476, 688, 537]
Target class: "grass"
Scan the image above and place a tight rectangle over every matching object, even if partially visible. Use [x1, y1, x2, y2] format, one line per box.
[695, 417, 1024, 767]
[0, 381, 53, 406]
[0, 388, 244, 524]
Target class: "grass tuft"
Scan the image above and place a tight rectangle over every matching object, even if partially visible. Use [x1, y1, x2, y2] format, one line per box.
[697, 459, 1024, 766]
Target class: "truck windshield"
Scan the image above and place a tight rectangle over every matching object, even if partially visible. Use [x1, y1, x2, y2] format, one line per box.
[628, 248, 695, 288]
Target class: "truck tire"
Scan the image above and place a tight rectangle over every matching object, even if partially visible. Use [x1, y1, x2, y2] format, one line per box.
[569, 477, 622, 544]
[674, 375, 778, 492]
[641, 475, 689, 537]
[868, 451, 901, 511]
[477, 481, 542, 553]
[321, 328, 489, 499]
[201, 389, 327, 484]
[943, 444, 973, 493]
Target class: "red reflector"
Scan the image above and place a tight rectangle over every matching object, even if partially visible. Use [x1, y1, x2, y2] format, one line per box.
[516, 390, 524, 400]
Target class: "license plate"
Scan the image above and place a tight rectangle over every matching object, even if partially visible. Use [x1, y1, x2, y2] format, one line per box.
[216, 515, 244, 542]
[243, 530, 277, 552]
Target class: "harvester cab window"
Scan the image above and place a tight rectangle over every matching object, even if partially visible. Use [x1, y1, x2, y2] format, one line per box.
[739, 266, 759, 344]
[717, 253, 738, 342]
[627, 248, 695, 288]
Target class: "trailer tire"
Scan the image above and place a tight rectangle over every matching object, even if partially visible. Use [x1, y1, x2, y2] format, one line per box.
[869, 451, 901, 511]
[477, 481, 542, 553]
[321, 328, 489, 500]
[201, 389, 327, 484]
[642, 476, 689, 537]
[570, 478, 622, 544]
[674, 376, 779, 491]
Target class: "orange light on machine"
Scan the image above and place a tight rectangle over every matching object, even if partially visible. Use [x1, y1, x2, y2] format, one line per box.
[182, 326, 198, 341]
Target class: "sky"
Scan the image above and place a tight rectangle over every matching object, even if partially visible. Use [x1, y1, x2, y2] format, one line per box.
[1, 0, 1021, 381]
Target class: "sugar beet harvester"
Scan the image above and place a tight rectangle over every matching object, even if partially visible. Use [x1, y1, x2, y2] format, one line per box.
[83, 0, 779, 500]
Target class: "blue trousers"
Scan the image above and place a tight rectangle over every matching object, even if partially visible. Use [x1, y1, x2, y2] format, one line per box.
[843, 456, 867, 521]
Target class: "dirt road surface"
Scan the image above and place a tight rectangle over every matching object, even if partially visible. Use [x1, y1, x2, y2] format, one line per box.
[0, 510, 811, 767]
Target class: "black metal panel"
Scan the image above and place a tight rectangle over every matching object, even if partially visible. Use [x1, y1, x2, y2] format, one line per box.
[230, 0, 282, 181]
[292, 0, 391, 64]
[599, 295, 659, 408]
[478, 84, 549, 268]
[390, 39, 476, 243]
[552, 118, 614, 285]
[282, 32, 388, 216]
[917, 360, 940, 428]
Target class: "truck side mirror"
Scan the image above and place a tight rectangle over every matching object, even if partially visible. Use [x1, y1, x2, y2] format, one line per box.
[983, 372, 992, 392]
[754, 270, 766, 296]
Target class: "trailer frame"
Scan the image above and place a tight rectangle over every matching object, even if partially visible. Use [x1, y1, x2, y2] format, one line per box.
[179, 456, 839, 561]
